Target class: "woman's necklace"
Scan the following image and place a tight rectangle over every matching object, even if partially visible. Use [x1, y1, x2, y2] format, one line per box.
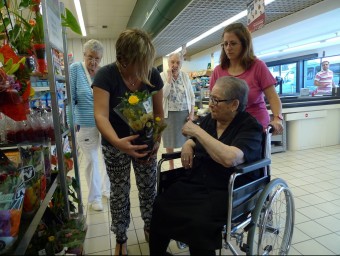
[128, 76, 137, 87]
[118, 64, 137, 88]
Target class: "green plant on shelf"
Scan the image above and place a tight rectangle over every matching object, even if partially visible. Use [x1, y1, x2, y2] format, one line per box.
[49, 174, 80, 221]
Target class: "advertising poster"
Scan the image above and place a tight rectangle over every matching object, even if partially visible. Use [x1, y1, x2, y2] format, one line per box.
[247, 0, 265, 33]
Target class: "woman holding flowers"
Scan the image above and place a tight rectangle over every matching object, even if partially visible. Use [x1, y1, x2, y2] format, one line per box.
[93, 29, 164, 256]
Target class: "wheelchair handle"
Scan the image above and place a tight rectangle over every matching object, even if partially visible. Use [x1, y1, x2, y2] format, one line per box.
[267, 124, 274, 134]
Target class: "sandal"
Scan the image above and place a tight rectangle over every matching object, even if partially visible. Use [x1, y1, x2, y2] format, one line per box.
[114, 240, 127, 256]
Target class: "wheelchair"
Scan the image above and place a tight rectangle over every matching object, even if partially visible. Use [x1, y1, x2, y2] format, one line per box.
[156, 127, 295, 255]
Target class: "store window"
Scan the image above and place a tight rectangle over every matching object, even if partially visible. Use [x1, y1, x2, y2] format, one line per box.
[303, 58, 320, 91]
[268, 63, 297, 94]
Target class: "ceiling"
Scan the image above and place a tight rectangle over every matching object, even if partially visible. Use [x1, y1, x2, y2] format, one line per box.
[62, 0, 340, 61]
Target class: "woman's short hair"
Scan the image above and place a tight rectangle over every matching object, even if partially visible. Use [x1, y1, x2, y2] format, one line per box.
[215, 76, 249, 112]
[219, 23, 256, 70]
[83, 39, 104, 56]
[116, 29, 155, 87]
[167, 52, 184, 65]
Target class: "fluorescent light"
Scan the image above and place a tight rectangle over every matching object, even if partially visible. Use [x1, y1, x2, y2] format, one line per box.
[74, 0, 86, 36]
[325, 36, 340, 43]
[167, 0, 276, 55]
[282, 42, 321, 52]
[257, 50, 280, 58]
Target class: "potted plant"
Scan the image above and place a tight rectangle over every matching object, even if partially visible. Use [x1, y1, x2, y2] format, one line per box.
[0, 0, 82, 74]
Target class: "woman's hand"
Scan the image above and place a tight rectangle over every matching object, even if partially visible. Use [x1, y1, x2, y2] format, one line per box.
[166, 69, 173, 83]
[182, 120, 200, 138]
[187, 111, 195, 121]
[181, 142, 194, 169]
[269, 119, 283, 135]
[116, 134, 149, 158]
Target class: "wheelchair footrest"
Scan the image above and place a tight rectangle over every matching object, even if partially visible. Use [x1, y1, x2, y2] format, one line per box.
[240, 243, 249, 253]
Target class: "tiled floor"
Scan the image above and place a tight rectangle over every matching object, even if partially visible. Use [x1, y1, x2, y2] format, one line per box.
[75, 144, 340, 255]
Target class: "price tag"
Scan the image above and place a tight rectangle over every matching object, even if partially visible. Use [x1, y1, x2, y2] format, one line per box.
[143, 98, 152, 113]
[19, 165, 36, 183]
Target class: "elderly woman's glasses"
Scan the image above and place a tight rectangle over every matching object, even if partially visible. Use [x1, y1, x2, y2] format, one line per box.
[221, 41, 240, 48]
[209, 96, 234, 106]
[85, 56, 101, 63]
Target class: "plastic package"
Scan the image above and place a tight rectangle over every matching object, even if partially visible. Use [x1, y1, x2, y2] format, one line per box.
[0, 150, 25, 255]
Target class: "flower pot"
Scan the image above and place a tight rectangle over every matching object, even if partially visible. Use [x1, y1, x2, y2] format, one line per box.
[33, 44, 47, 74]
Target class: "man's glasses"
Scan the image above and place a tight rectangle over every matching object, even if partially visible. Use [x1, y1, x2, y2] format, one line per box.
[85, 56, 101, 63]
[220, 41, 240, 48]
[209, 96, 235, 106]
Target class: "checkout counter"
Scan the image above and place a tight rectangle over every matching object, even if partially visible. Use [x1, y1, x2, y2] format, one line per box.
[268, 94, 340, 152]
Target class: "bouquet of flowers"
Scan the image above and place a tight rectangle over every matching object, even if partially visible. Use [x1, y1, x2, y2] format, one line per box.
[0, 44, 34, 121]
[114, 90, 167, 159]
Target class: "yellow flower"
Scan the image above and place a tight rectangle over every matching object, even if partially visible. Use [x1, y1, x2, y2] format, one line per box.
[128, 95, 139, 105]
[155, 117, 161, 122]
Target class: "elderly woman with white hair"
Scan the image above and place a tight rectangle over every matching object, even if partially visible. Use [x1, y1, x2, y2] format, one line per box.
[69, 39, 110, 211]
[161, 53, 196, 169]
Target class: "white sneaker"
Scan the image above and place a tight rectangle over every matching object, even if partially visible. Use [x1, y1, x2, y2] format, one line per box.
[102, 192, 110, 198]
[91, 201, 103, 211]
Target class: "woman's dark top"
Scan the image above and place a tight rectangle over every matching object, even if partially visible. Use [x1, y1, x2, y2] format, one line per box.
[92, 62, 164, 146]
[151, 111, 263, 250]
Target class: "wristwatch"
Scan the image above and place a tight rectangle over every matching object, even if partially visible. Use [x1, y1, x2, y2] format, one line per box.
[274, 114, 283, 120]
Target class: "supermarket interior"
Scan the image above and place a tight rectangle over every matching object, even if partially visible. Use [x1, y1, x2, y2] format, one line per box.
[0, 0, 340, 255]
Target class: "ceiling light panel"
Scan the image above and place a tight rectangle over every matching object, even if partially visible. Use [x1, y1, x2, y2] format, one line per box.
[153, 0, 324, 59]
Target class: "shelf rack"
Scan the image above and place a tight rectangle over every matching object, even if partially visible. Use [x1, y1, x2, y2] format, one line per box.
[0, 1, 83, 254]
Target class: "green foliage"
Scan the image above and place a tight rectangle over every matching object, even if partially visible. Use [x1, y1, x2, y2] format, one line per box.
[61, 8, 82, 35]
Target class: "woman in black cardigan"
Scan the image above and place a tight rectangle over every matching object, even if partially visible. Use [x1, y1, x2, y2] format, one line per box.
[149, 76, 263, 255]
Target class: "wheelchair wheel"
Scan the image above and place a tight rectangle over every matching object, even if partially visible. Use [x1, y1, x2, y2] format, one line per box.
[247, 178, 295, 255]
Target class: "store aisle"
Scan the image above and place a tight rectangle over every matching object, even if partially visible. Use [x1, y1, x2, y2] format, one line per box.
[78, 144, 340, 255]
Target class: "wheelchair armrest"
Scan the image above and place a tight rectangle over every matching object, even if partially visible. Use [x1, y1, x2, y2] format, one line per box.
[161, 151, 182, 160]
[234, 158, 271, 174]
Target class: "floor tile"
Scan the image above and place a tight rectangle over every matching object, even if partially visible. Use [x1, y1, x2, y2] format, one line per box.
[297, 205, 329, 220]
[87, 249, 112, 255]
[132, 216, 145, 229]
[314, 201, 340, 215]
[81, 145, 340, 255]
[291, 227, 312, 244]
[299, 194, 328, 205]
[294, 211, 311, 224]
[315, 233, 340, 254]
[139, 242, 150, 255]
[86, 211, 110, 225]
[315, 216, 340, 232]
[288, 246, 302, 255]
[83, 235, 111, 254]
[295, 221, 332, 238]
[293, 239, 335, 255]
[131, 206, 141, 218]
[86, 222, 111, 238]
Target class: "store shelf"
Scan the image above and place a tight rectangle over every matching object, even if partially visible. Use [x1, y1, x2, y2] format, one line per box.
[13, 176, 58, 255]
[55, 75, 66, 82]
[0, 1, 82, 254]
[32, 86, 50, 92]
[190, 70, 212, 78]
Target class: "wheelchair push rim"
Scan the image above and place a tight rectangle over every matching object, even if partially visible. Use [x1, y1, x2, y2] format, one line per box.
[247, 178, 295, 255]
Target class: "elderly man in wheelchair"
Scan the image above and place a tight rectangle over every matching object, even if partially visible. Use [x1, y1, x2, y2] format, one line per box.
[149, 76, 294, 255]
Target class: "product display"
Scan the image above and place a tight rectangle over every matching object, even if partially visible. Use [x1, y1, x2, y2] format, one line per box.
[0, 150, 25, 255]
